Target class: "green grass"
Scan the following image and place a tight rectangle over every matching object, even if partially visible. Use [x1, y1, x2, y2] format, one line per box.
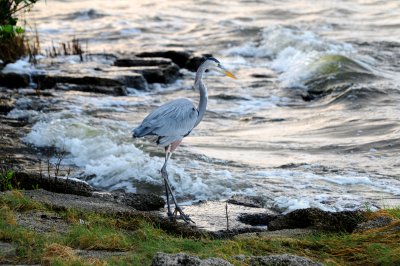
[1, 191, 399, 265]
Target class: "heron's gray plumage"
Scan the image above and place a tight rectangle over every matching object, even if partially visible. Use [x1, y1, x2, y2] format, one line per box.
[133, 98, 199, 146]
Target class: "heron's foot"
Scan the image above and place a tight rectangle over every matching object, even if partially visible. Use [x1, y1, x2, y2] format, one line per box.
[166, 209, 173, 218]
[172, 205, 195, 224]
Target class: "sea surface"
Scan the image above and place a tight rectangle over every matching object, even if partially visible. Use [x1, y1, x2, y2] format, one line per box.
[11, 0, 400, 213]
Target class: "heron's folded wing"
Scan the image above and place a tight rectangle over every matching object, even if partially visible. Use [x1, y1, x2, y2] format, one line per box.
[138, 98, 198, 137]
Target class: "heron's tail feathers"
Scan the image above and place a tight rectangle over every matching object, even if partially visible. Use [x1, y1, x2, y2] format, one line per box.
[132, 125, 153, 138]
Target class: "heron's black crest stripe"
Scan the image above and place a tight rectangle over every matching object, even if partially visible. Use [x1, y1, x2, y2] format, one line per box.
[199, 56, 220, 65]
[206, 56, 220, 63]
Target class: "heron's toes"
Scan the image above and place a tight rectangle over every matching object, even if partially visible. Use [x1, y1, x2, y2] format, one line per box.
[173, 207, 195, 224]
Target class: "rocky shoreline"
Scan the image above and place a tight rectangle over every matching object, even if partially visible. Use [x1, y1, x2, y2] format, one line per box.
[1, 50, 398, 265]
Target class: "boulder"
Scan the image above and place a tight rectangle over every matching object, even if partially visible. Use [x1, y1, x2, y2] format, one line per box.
[250, 254, 322, 266]
[136, 51, 191, 68]
[0, 72, 30, 88]
[151, 252, 233, 266]
[268, 208, 366, 233]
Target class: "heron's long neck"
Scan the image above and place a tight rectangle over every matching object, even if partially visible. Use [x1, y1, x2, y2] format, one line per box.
[194, 70, 208, 128]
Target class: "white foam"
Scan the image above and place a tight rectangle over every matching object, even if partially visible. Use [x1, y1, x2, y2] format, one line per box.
[2, 58, 35, 74]
[23, 115, 243, 200]
[226, 26, 359, 88]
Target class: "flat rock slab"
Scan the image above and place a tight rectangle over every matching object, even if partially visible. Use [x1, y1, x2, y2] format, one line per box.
[15, 210, 70, 234]
[2, 189, 158, 216]
[151, 252, 233, 266]
[250, 254, 322, 266]
[75, 249, 130, 260]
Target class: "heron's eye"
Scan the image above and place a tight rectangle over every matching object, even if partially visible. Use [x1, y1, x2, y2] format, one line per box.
[205, 69, 209, 73]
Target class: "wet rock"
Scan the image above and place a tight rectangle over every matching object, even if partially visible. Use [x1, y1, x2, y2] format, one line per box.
[238, 213, 277, 226]
[136, 50, 191, 68]
[0, 241, 16, 257]
[92, 191, 165, 211]
[354, 215, 395, 232]
[268, 208, 366, 233]
[56, 84, 128, 96]
[250, 254, 322, 266]
[0, 97, 15, 114]
[0, 72, 30, 88]
[13, 172, 95, 197]
[185, 56, 208, 72]
[114, 57, 172, 67]
[33, 72, 147, 91]
[227, 195, 266, 208]
[135, 64, 180, 84]
[151, 252, 233, 266]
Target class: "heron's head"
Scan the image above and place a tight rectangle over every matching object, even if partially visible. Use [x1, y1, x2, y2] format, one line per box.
[202, 57, 237, 79]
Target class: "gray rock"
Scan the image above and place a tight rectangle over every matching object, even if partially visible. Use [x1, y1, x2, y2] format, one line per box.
[354, 215, 395, 232]
[250, 254, 322, 266]
[227, 195, 266, 208]
[136, 51, 191, 68]
[0, 241, 16, 257]
[268, 208, 365, 233]
[151, 252, 233, 266]
[0, 72, 30, 88]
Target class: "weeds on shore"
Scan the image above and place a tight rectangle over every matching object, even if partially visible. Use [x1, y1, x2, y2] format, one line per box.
[0, 0, 39, 63]
[0, 192, 400, 265]
[46, 38, 86, 62]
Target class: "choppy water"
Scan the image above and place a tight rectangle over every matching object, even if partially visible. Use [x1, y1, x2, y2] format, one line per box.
[15, 0, 400, 212]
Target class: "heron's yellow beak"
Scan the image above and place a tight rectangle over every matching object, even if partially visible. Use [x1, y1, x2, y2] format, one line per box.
[224, 70, 237, 79]
[216, 66, 237, 79]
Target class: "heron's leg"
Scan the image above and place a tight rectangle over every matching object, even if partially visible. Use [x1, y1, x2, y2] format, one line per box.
[161, 148, 172, 217]
[161, 145, 194, 224]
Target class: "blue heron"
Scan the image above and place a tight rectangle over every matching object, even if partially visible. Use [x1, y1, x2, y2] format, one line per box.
[133, 57, 236, 223]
